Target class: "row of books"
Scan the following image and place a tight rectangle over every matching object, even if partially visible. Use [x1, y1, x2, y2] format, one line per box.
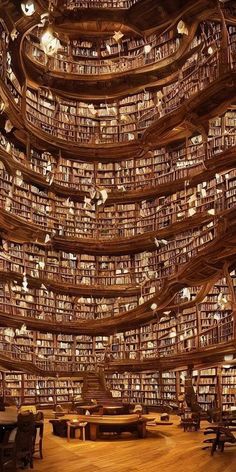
[26, 29, 179, 75]
[1, 104, 236, 196]
[0, 162, 235, 239]
[106, 366, 236, 409]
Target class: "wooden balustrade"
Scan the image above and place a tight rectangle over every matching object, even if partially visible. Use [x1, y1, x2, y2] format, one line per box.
[24, 26, 180, 76]
[0, 310, 234, 371]
[0, 160, 234, 239]
[0, 21, 233, 145]
[63, 0, 139, 8]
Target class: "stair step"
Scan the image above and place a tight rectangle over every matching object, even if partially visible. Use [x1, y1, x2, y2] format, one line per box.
[82, 372, 120, 405]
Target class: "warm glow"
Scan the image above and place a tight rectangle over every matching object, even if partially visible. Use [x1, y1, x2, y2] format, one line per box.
[144, 44, 152, 54]
[40, 28, 61, 56]
[21, 1, 35, 16]
[224, 354, 234, 361]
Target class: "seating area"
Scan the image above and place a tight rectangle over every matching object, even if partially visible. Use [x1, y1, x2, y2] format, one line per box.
[50, 413, 148, 441]
[203, 425, 236, 455]
[0, 407, 44, 470]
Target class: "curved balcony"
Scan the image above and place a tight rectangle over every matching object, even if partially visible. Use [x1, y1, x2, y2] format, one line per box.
[0, 279, 140, 323]
[0, 312, 234, 373]
[24, 49, 222, 144]
[0, 160, 234, 242]
[2, 45, 236, 160]
[1, 116, 236, 205]
[0, 221, 218, 297]
[0, 219, 235, 334]
[0, 22, 231, 147]
[23, 25, 182, 80]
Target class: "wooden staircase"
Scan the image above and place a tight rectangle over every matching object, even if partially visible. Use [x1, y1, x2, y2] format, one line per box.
[82, 371, 120, 405]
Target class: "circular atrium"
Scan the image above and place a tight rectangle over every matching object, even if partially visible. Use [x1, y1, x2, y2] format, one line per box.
[0, 0, 236, 471]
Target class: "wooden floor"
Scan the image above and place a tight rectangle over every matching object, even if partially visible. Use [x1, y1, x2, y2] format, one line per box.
[33, 415, 235, 472]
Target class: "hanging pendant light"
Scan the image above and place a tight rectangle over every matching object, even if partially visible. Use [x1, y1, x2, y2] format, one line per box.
[40, 27, 61, 56]
[144, 44, 152, 54]
[177, 20, 189, 36]
[21, 1, 36, 16]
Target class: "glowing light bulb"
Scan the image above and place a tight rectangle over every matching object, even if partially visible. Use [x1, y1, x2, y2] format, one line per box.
[144, 44, 152, 54]
[41, 28, 61, 56]
[177, 20, 189, 35]
[21, 1, 35, 16]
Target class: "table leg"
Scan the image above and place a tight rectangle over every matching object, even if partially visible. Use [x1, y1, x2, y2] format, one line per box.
[89, 423, 98, 441]
[137, 422, 146, 438]
[67, 423, 70, 442]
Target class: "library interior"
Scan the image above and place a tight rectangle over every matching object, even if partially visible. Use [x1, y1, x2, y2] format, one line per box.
[0, 0, 236, 470]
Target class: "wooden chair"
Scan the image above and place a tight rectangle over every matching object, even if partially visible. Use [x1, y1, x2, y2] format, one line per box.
[180, 409, 200, 431]
[203, 425, 236, 455]
[16, 412, 35, 469]
[49, 419, 70, 437]
[33, 414, 44, 460]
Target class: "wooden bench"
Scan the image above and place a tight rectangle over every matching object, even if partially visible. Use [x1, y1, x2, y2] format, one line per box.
[72, 414, 148, 441]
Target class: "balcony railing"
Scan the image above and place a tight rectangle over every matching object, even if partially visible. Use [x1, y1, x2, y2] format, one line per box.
[0, 316, 234, 372]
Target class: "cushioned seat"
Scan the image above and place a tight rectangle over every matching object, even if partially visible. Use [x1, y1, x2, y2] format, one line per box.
[49, 419, 75, 438]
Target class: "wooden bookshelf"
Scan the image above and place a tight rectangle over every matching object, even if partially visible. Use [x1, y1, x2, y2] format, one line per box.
[0, 0, 236, 404]
[2, 372, 83, 406]
[0, 159, 236, 240]
[106, 366, 236, 410]
[1, 366, 235, 409]
[221, 366, 236, 411]
[1, 108, 236, 199]
[25, 26, 180, 77]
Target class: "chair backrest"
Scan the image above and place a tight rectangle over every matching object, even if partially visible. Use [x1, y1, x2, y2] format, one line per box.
[34, 410, 44, 422]
[16, 412, 35, 459]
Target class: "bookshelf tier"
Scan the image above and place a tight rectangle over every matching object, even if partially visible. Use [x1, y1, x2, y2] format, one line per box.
[0, 207, 235, 333]
[1, 110, 236, 200]
[106, 366, 236, 410]
[0, 230, 222, 294]
[1, 365, 235, 410]
[24, 24, 181, 79]
[0, 270, 235, 336]
[0, 149, 236, 241]
[2, 19, 236, 143]
[0, 279, 234, 372]
[23, 35, 235, 145]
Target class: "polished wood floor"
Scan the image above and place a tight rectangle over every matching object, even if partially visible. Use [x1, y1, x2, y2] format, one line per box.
[34, 415, 235, 472]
